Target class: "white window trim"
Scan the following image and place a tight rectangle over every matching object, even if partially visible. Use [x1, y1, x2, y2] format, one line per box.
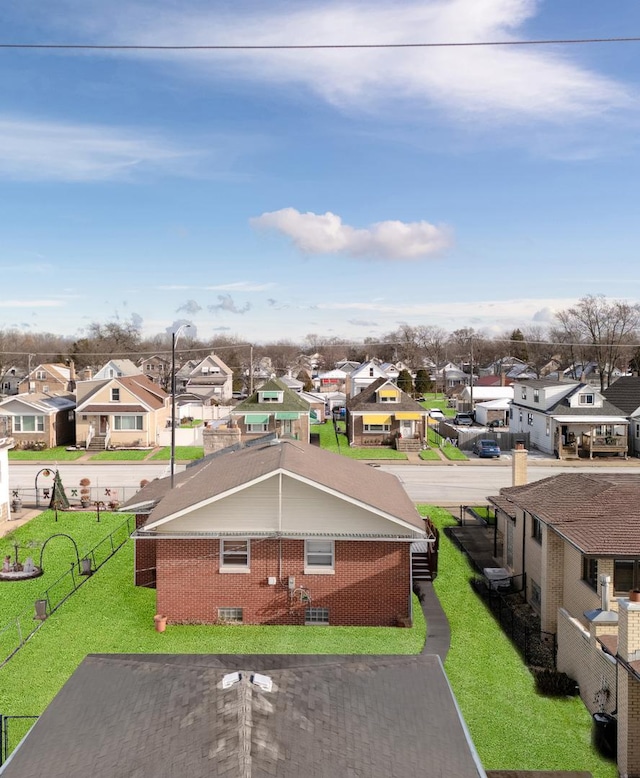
[13, 415, 45, 433]
[304, 539, 335, 575]
[246, 423, 268, 433]
[219, 539, 251, 573]
[363, 424, 390, 433]
[113, 415, 144, 431]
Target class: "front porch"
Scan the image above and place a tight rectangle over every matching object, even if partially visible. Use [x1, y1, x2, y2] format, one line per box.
[554, 423, 628, 460]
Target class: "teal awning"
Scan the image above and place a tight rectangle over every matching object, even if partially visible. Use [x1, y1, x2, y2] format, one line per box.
[310, 409, 319, 422]
[245, 413, 269, 424]
[275, 412, 299, 420]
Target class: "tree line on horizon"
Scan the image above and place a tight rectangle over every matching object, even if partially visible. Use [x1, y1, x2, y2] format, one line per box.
[1, 295, 640, 392]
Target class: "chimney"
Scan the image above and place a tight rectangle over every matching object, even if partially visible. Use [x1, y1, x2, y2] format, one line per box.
[68, 360, 76, 383]
[500, 371, 506, 387]
[512, 441, 528, 486]
[83, 367, 93, 380]
[616, 596, 640, 778]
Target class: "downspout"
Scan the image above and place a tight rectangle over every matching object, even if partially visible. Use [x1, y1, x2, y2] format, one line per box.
[522, 510, 527, 601]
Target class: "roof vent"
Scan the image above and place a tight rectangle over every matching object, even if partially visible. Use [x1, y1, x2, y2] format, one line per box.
[251, 673, 273, 692]
[222, 671, 241, 689]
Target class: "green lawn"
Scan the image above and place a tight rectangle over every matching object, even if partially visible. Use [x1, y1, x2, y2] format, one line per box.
[0, 511, 129, 663]
[311, 423, 408, 460]
[440, 443, 468, 461]
[419, 392, 456, 417]
[180, 418, 203, 428]
[89, 450, 152, 461]
[419, 448, 442, 461]
[420, 506, 616, 778]
[9, 447, 85, 461]
[150, 446, 204, 461]
[0, 540, 425, 716]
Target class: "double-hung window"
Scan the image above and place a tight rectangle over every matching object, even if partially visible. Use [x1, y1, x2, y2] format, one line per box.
[531, 515, 542, 544]
[613, 559, 640, 595]
[220, 539, 250, 572]
[111, 388, 120, 401]
[305, 540, 335, 573]
[13, 415, 45, 433]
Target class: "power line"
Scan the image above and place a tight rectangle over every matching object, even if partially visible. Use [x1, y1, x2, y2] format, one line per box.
[1, 36, 640, 51]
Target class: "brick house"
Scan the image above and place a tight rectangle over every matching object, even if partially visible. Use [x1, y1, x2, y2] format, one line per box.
[18, 363, 74, 394]
[230, 377, 311, 443]
[489, 465, 640, 777]
[126, 439, 429, 627]
[0, 392, 76, 448]
[345, 377, 428, 450]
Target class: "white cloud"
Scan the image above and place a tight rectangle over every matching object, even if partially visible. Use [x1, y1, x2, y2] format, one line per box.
[0, 116, 196, 182]
[0, 299, 65, 308]
[204, 282, 276, 292]
[76, 0, 635, 125]
[251, 208, 452, 260]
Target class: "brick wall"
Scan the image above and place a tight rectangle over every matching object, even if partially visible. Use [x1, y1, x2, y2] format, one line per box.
[154, 538, 410, 626]
[557, 608, 616, 716]
[541, 527, 564, 634]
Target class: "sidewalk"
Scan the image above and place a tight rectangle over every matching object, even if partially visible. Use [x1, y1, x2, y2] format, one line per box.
[1, 508, 42, 537]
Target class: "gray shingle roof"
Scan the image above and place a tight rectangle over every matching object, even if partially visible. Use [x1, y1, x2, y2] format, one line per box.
[603, 376, 640, 415]
[232, 377, 311, 414]
[123, 439, 425, 532]
[1, 653, 486, 778]
[491, 473, 640, 555]
[347, 377, 427, 414]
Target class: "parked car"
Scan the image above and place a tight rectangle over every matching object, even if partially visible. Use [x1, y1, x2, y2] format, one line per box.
[428, 408, 445, 420]
[454, 413, 474, 426]
[473, 439, 501, 458]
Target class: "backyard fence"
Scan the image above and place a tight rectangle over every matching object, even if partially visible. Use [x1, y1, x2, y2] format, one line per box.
[0, 516, 135, 669]
[0, 715, 39, 766]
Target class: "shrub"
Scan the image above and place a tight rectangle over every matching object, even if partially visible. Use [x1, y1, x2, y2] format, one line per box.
[530, 667, 579, 697]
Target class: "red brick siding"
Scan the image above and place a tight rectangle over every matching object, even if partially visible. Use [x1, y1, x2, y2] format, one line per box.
[155, 539, 410, 626]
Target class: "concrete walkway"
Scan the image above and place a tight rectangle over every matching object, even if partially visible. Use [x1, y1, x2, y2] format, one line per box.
[415, 580, 451, 660]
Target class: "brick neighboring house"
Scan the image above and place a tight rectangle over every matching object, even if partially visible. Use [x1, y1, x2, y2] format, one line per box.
[126, 439, 430, 627]
[346, 377, 428, 450]
[509, 378, 628, 459]
[603, 375, 640, 458]
[75, 375, 169, 449]
[0, 393, 76, 448]
[489, 465, 640, 777]
[230, 377, 311, 443]
[18, 363, 74, 395]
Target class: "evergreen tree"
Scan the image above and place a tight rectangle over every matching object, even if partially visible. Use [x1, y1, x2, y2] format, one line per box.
[49, 470, 70, 511]
[397, 369, 414, 395]
[414, 368, 432, 396]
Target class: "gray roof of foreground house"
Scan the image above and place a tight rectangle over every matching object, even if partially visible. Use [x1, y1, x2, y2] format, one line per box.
[489, 473, 640, 555]
[603, 376, 640, 415]
[122, 438, 425, 532]
[0, 653, 487, 778]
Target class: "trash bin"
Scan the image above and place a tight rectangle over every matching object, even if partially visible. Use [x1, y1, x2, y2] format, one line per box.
[592, 712, 617, 760]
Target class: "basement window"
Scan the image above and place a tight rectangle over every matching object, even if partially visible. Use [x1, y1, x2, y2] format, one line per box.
[305, 607, 329, 625]
[218, 607, 243, 623]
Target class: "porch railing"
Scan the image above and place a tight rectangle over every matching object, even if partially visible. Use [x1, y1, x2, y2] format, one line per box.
[86, 423, 94, 450]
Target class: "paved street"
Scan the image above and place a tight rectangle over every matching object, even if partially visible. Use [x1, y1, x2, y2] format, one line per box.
[379, 462, 640, 505]
[9, 457, 639, 509]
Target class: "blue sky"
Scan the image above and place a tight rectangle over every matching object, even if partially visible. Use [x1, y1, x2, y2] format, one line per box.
[1, 0, 640, 343]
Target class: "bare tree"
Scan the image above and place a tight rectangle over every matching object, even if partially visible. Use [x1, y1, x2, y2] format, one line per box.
[554, 295, 640, 390]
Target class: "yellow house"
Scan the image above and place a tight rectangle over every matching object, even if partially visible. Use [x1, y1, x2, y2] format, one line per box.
[75, 375, 170, 450]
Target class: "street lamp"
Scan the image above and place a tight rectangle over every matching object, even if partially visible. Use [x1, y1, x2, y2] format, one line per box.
[170, 324, 192, 488]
